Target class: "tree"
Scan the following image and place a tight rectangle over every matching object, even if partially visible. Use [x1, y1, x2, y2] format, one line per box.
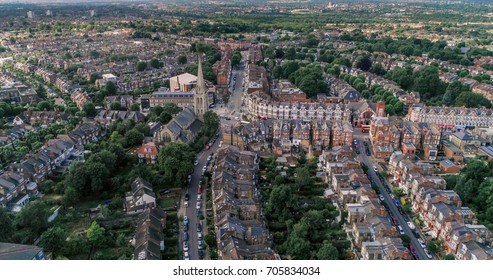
[231, 52, 241, 67]
[36, 85, 47, 99]
[201, 111, 220, 137]
[110, 102, 122, 111]
[87, 221, 105, 249]
[41, 226, 67, 258]
[316, 241, 339, 260]
[178, 55, 187, 65]
[443, 254, 455, 260]
[124, 129, 144, 147]
[105, 81, 117, 95]
[137, 61, 147, 72]
[37, 101, 52, 111]
[150, 58, 160, 69]
[130, 103, 140, 111]
[163, 102, 182, 115]
[204, 233, 216, 249]
[62, 186, 80, 207]
[158, 143, 194, 187]
[15, 201, 51, 235]
[90, 50, 100, 58]
[0, 207, 13, 242]
[370, 63, 386, 76]
[83, 102, 96, 117]
[427, 239, 442, 254]
[355, 55, 372, 71]
[285, 234, 311, 260]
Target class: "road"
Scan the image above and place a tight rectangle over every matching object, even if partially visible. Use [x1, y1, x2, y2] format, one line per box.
[180, 133, 222, 260]
[179, 62, 246, 260]
[353, 133, 429, 260]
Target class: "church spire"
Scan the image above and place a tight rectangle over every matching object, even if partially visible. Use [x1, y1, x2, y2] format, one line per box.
[196, 55, 206, 96]
[194, 54, 208, 121]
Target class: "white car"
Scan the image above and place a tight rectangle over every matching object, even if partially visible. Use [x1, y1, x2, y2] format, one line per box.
[194, 160, 199, 166]
[418, 238, 426, 249]
[202, 166, 207, 172]
[379, 194, 385, 201]
[184, 251, 190, 260]
[184, 201, 189, 208]
[197, 194, 202, 201]
[197, 201, 202, 209]
[183, 241, 189, 252]
[424, 249, 433, 259]
[373, 166, 379, 173]
[198, 232, 203, 239]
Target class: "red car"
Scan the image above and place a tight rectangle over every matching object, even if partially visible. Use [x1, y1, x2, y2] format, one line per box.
[198, 185, 202, 194]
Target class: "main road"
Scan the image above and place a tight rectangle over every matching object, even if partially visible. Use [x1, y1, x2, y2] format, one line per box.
[353, 133, 430, 260]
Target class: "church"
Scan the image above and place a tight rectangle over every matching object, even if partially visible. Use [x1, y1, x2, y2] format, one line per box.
[158, 59, 209, 145]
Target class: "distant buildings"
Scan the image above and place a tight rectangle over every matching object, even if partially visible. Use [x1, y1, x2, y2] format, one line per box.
[27, 11, 34, 19]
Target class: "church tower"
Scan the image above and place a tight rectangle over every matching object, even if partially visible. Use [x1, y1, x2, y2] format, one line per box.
[194, 56, 208, 121]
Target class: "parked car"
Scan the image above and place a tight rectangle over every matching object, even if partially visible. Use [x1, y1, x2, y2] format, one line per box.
[424, 249, 433, 259]
[194, 160, 199, 166]
[184, 251, 190, 260]
[184, 201, 189, 208]
[198, 232, 203, 239]
[418, 238, 426, 249]
[184, 194, 190, 201]
[365, 148, 371, 156]
[397, 225, 405, 235]
[197, 223, 202, 232]
[379, 194, 385, 201]
[198, 186, 202, 194]
[183, 241, 189, 252]
[373, 165, 379, 173]
[183, 216, 189, 225]
[197, 194, 202, 201]
[198, 249, 204, 259]
[183, 232, 189, 241]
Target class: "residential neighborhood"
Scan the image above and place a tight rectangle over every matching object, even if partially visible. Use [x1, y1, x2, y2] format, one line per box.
[2, 0, 493, 264]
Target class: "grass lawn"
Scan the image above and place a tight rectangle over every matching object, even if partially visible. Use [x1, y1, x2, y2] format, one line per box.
[158, 193, 179, 209]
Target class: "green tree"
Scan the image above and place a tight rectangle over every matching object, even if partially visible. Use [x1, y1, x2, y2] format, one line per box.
[83, 102, 97, 117]
[15, 201, 51, 235]
[316, 241, 339, 260]
[87, 221, 105, 249]
[105, 81, 117, 95]
[443, 254, 455, 260]
[231, 52, 241, 67]
[178, 55, 187, 65]
[110, 102, 122, 110]
[41, 226, 67, 258]
[150, 58, 160, 69]
[285, 234, 311, 260]
[124, 129, 144, 147]
[0, 207, 13, 242]
[36, 85, 47, 99]
[137, 61, 147, 72]
[130, 103, 140, 111]
[62, 186, 80, 207]
[355, 55, 372, 71]
[158, 143, 194, 187]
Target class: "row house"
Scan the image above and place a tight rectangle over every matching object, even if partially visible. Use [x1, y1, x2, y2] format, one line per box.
[70, 89, 89, 111]
[0, 172, 29, 208]
[471, 83, 493, 101]
[245, 64, 269, 95]
[211, 146, 276, 260]
[369, 101, 394, 159]
[13, 111, 68, 127]
[132, 208, 166, 260]
[94, 110, 145, 125]
[456, 240, 493, 260]
[322, 146, 411, 259]
[222, 120, 273, 151]
[55, 77, 72, 94]
[34, 68, 55, 83]
[125, 177, 156, 215]
[105, 95, 134, 110]
[407, 105, 493, 128]
[245, 91, 351, 122]
[328, 75, 360, 103]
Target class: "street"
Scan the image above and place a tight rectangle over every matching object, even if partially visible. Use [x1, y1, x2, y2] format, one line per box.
[354, 133, 430, 260]
[178, 61, 246, 260]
